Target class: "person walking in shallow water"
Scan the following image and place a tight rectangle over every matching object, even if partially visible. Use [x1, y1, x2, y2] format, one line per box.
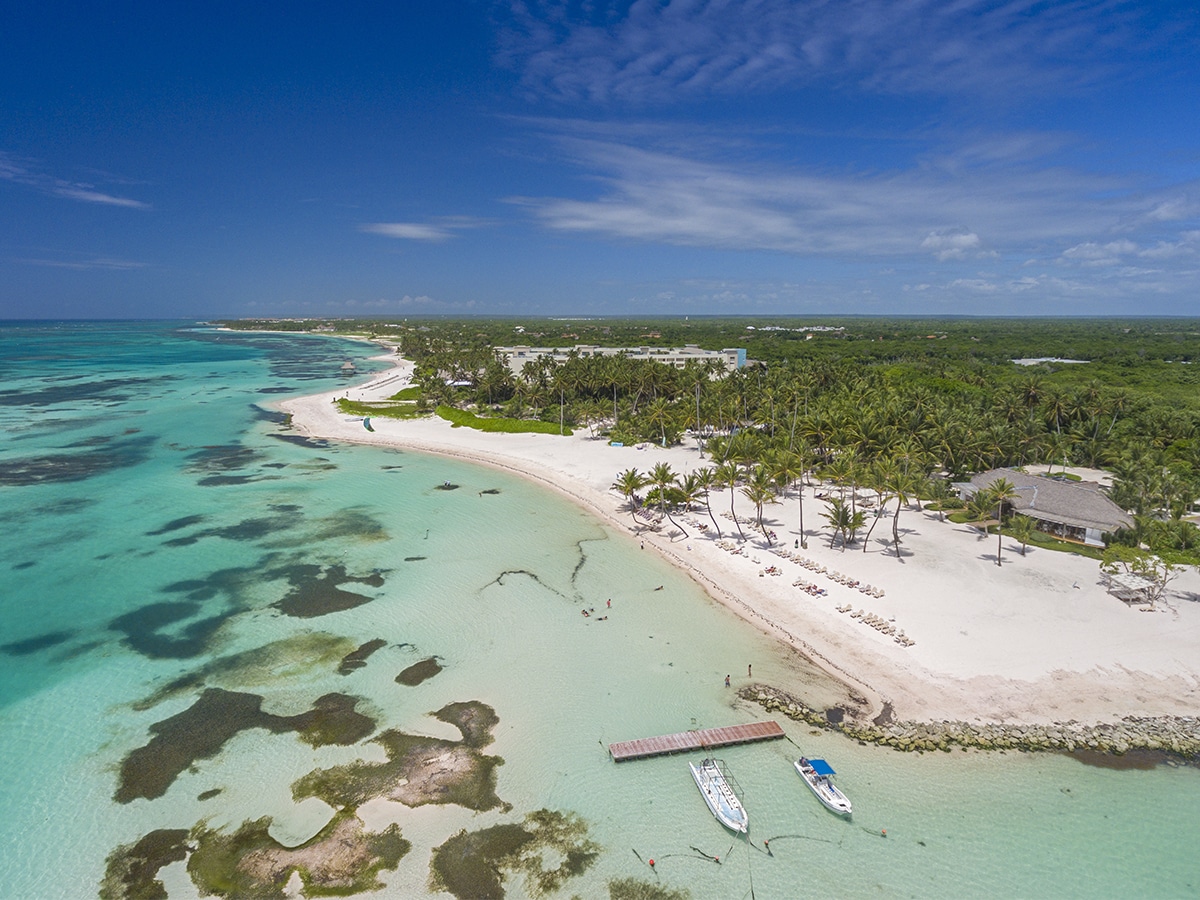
[725, 674, 730, 687]
[747, 664, 752, 678]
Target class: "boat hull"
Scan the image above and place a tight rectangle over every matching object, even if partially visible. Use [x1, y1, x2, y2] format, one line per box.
[794, 759, 852, 816]
[689, 759, 748, 833]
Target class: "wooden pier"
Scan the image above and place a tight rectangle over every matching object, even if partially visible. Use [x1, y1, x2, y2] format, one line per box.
[608, 720, 784, 762]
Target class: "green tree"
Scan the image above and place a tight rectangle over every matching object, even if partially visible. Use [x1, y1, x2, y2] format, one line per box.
[987, 477, 1020, 567]
[740, 465, 779, 543]
[648, 462, 688, 539]
[611, 468, 647, 532]
[714, 460, 746, 542]
[1007, 514, 1035, 556]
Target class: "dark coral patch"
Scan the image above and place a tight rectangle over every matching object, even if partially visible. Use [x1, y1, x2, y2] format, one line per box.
[272, 564, 384, 619]
[135, 633, 355, 710]
[145, 514, 206, 536]
[251, 406, 291, 426]
[109, 601, 228, 660]
[338, 639, 387, 675]
[184, 444, 265, 474]
[63, 434, 115, 448]
[99, 828, 190, 900]
[0, 435, 156, 486]
[197, 474, 281, 487]
[187, 812, 408, 899]
[395, 657, 442, 687]
[2, 630, 74, 656]
[429, 810, 600, 900]
[609, 877, 692, 900]
[12, 560, 36, 569]
[0, 375, 168, 407]
[293, 693, 376, 747]
[430, 824, 532, 900]
[304, 508, 388, 544]
[436, 701, 499, 749]
[198, 788, 222, 801]
[292, 700, 504, 813]
[267, 433, 331, 450]
[115, 688, 375, 803]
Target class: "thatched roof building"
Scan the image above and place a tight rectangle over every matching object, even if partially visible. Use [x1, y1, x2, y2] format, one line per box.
[957, 468, 1133, 548]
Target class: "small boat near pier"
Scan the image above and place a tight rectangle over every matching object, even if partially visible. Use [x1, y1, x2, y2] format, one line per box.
[795, 756, 852, 816]
[689, 757, 748, 833]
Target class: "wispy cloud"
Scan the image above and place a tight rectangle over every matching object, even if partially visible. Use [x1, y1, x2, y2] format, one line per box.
[360, 222, 454, 241]
[0, 151, 150, 209]
[359, 216, 488, 242]
[498, 0, 1169, 103]
[50, 186, 149, 208]
[512, 134, 1178, 261]
[18, 256, 149, 270]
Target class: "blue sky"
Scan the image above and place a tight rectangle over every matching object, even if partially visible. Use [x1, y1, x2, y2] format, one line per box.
[2, 1, 1198, 319]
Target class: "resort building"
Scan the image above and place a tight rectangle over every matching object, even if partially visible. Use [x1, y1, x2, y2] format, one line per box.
[957, 468, 1133, 548]
[494, 344, 747, 375]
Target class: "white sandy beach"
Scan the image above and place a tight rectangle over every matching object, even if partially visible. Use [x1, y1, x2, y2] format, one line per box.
[280, 350, 1200, 726]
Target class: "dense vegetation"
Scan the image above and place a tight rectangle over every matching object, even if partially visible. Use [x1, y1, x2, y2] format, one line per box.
[222, 316, 1200, 563]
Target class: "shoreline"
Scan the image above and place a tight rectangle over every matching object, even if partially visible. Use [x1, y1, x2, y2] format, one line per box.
[277, 345, 1200, 740]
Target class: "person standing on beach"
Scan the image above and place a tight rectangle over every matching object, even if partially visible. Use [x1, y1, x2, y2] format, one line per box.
[725, 674, 730, 687]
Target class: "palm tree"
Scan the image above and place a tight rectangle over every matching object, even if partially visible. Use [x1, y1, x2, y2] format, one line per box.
[988, 477, 1020, 567]
[771, 447, 810, 546]
[677, 471, 706, 517]
[714, 460, 746, 541]
[1008, 514, 1035, 556]
[822, 497, 852, 550]
[861, 459, 896, 553]
[694, 466, 723, 537]
[821, 497, 864, 551]
[611, 468, 647, 531]
[923, 477, 956, 522]
[644, 396, 675, 447]
[887, 469, 920, 561]
[740, 465, 779, 543]
[648, 462, 688, 539]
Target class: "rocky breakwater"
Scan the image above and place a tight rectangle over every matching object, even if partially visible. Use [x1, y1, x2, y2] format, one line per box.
[741, 685, 1200, 763]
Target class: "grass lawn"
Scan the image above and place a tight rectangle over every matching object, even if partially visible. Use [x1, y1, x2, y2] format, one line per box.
[436, 405, 573, 436]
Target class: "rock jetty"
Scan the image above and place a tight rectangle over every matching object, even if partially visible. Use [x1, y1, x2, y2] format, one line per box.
[741, 685, 1200, 762]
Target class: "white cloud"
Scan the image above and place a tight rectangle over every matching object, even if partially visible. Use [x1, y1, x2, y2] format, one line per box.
[0, 152, 149, 209]
[1138, 230, 1200, 259]
[921, 228, 984, 261]
[498, 0, 1168, 104]
[514, 134, 1180, 262]
[360, 222, 454, 241]
[19, 256, 148, 270]
[51, 186, 150, 209]
[359, 216, 488, 242]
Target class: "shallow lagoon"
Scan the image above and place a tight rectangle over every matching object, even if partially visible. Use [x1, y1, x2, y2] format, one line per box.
[1, 322, 1198, 899]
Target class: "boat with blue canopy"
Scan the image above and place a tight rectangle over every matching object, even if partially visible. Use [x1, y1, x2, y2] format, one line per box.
[794, 756, 852, 816]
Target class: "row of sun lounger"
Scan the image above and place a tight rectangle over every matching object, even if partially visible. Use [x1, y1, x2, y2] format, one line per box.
[770, 549, 886, 598]
[792, 578, 827, 596]
[835, 605, 915, 646]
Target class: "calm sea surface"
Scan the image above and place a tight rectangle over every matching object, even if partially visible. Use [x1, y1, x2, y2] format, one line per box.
[1, 321, 1198, 899]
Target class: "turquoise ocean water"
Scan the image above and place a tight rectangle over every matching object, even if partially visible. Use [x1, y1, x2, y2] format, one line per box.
[1, 321, 1199, 899]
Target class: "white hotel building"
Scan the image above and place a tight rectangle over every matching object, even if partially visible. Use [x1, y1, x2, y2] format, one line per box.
[494, 344, 747, 375]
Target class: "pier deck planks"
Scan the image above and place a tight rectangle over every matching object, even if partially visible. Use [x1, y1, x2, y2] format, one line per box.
[609, 720, 784, 761]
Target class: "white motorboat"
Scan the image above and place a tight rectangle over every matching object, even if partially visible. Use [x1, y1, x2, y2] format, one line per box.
[689, 757, 748, 833]
[794, 756, 852, 816]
